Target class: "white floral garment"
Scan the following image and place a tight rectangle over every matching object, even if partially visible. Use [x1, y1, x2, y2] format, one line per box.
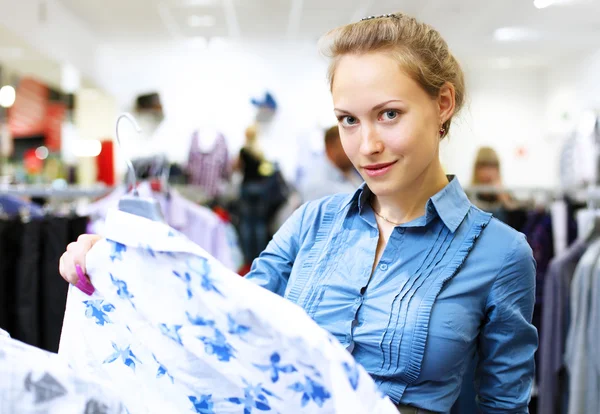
[0, 329, 125, 413]
[59, 209, 397, 414]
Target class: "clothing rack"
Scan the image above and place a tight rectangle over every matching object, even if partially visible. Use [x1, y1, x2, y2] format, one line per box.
[0, 184, 113, 199]
[464, 185, 588, 200]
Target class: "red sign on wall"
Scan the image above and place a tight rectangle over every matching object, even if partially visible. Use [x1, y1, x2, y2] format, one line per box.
[8, 77, 49, 138]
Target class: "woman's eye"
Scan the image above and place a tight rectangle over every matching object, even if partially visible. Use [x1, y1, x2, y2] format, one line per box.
[381, 110, 399, 121]
[340, 116, 358, 126]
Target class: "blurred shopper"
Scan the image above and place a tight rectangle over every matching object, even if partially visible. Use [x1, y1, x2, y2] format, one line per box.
[234, 125, 287, 264]
[471, 146, 515, 210]
[300, 126, 362, 201]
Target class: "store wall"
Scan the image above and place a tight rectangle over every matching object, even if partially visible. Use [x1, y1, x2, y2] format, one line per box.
[93, 39, 334, 179]
[90, 39, 572, 187]
[544, 49, 600, 134]
[441, 65, 551, 188]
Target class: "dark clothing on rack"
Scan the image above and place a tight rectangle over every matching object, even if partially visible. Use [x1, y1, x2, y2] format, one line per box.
[522, 211, 555, 304]
[0, 219, 23, 334]
[40, 217, 87, 353]
[14, 220, 44, 348]
[539, 240, 587, 414]
[239, 147, 263, 184]
[0, 215, 89, 352]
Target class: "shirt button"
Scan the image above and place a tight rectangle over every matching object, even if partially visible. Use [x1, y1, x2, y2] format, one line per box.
[398, 228, 405, 234]
[379, 263, 388, 271]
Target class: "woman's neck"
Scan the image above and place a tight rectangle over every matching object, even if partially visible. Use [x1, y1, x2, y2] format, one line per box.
[372, 161, 449, 225]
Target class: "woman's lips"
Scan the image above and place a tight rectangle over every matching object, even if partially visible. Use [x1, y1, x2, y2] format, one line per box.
[362, 161, 397, 178]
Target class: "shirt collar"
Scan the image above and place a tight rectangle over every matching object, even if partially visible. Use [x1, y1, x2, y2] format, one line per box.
[341, 175, 471, 233]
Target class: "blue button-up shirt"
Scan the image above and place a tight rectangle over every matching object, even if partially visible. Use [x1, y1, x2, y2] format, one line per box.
[246, 177, 538, 413]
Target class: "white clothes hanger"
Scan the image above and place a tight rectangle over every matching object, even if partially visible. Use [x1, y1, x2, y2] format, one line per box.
[115, 113, 166, 222]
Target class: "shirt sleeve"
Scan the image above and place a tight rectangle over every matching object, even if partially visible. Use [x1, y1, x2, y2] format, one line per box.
[244, 202, 308, 296]
[475, 233, 538, 413]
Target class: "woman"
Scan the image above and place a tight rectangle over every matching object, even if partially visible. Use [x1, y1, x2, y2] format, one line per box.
[471, 146, 515, 210]
[60, 12, 537, 413]
[234, 124, 273, 263]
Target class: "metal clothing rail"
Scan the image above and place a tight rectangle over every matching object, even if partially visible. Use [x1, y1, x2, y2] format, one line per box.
[0, 185, 113, 199]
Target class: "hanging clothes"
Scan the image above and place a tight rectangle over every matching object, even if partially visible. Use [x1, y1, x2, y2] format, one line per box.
[0, 218, 23, 334]
[0, 328, 126, 413]
[539, 239, 588, 414]
[80, 183, 234, 270]
[187, 131, 230, 198]
[59, 208, 397, 414]
[164, 189, 234, 270]
[0, 214, 89, 352]
[14, 219, 44, 348]
[565, 238, 600, 414]
[0, 194, 44, 218]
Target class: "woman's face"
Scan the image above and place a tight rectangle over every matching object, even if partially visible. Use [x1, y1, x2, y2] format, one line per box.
[332, 52, 452, 197]
[475, 164, 500, 185]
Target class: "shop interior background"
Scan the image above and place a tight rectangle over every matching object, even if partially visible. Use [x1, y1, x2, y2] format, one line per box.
[0, 0, 598, 188]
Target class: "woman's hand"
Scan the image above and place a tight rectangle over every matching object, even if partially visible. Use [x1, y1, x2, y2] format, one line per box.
[59, 234, 103, 295]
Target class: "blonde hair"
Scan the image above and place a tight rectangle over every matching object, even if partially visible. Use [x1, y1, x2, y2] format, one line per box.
[244, 124, 263, 159]
[319, 13, 465, 138]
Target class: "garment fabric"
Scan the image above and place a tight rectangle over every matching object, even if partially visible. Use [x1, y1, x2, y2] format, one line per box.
[565, 238, 600, 414]
[396, 405, 435, 414]
[14, 219, 44, 348]
[187, 131, 230, 198]
[521, 211, 555, 305]
[0, 194, 44, 217]
[165, 190, 234, 270]
[40, 217, 70, 353]
[0, 216, 88, 352]
[239, 180, 271, 263]
[520, 210, 554, 397]
[299, 155, 362, 202]
[59, 208, 397, 414]
[245, 177, 538, 413]
[239, 147, 264, 184]
[538, 240, 587, 414]
[0, 328, 125, 414]
[81, 183, 234, 270]
[0, 218, 23, 334]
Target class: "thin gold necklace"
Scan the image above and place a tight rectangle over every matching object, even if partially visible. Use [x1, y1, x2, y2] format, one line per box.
[371, 203, 403, 226]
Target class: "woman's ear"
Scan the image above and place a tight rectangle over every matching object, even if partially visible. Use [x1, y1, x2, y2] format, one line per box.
[438, 83, 456, 125]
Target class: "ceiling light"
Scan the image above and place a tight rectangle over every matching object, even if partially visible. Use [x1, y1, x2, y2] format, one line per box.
[494, 27, 541, 42]
[0, 85, 16, 108]
[188, 14, 216, 28]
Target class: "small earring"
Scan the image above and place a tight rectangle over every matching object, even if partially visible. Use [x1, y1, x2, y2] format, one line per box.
[439, 127, 446, 136]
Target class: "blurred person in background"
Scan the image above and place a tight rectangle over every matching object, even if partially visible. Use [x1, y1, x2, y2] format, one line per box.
[470, 146, 516, 211]
[233, 124, 273, 264]
[300, 125, 363, 201]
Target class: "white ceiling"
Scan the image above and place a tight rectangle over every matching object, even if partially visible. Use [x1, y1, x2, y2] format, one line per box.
[54, 0, 600, 67]
[0, 24, 63, 88]
[0, 0, 598, 88]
